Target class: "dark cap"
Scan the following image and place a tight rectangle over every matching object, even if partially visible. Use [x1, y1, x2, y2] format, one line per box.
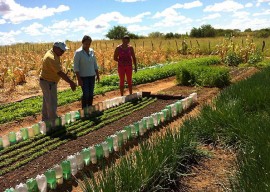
[82, 35, 92, 43]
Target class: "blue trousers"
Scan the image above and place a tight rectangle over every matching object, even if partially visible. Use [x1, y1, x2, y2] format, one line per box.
[81, 76, 95, 108]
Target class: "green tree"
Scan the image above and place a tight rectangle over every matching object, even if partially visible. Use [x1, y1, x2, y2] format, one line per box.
[148, 31, 164, 38]
[106, 26, 129, 40]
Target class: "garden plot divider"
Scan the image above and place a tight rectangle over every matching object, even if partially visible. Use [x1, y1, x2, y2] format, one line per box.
[4, 92, 197, 192]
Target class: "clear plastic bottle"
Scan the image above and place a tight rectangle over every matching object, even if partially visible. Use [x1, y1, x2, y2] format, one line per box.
[65, 112, 72, 124]
[79, 109, 85, 118]
[101, 141, 109, 158]
[20, 128, 29, 141]
[138, 120, 144, 136]
[75, 111, 80, 120]
[36, 174, 47, 192]
[2, 135, 10, 148]
[124, 126, 131, 140]
[28, 126, 35, 138]
[70, 111, 76, 123]
[116, 131, 123, 147]
[54, 117, 62, 128]
[53, 164, 63, 185]
[38, 121, 47, 134]
[111, 134, 119, 151]
[130, 124, 137, 138]
[67, 155, 78, 176]
[121, 130, 127, 143]
[75, 152, 84, 170]
[15, 183, 28, 192]
[32, 123, 40, 136]
[89, 146, 97, 164]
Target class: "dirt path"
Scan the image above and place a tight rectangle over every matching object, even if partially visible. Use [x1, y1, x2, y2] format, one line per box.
[0, 76, 176, 136]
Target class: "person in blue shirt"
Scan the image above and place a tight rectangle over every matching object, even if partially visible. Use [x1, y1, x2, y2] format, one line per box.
[74, 35, 100, 109]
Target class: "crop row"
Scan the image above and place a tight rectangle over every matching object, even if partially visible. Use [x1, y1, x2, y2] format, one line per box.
[0, 97, 156, 176]
[0, 57, 221, 124]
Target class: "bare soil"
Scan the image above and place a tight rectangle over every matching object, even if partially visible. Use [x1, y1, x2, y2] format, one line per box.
[0, 67, 259, 191]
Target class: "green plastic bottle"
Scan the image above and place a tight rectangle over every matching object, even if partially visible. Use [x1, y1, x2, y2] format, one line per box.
[26, 178, 39, 192]
[95, 144, 104, 160]
[176, 101, 183, 115]
[0, 137, 3, 150]
[32, 123, 40, 136]
[45, 169, 57, 189]
[165, 105, 172, 119]
[8, 132, 17, 145]
[81, 148, 91, 166]
[133, 122, 140, 135]
[75, 111, 80, 120]
[148, 116, 154, 129]
[4, 188, 15, 192]
[124, 126, 132, 139]
[55, 117, 62, 128]
[106, 136, 113, 153]
[117, 131, 123, 146]
[65, 112, 71, 124]
[61, 160, 71, 180]
[20, 128, 29, 140]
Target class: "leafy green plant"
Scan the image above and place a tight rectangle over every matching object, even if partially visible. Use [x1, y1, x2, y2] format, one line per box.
[224, 51, 243, 66]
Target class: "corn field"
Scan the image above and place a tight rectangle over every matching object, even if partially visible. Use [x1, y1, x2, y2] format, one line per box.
[0, 37, 268, 89]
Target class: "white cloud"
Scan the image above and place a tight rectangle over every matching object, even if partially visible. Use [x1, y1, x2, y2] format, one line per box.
[202, 13, 221, 20]
[233, 11, 250, 19]
[213, 17, 270, 31]
[204, 0, 244, 12]
[0, 0, 69, 24]
[22, 22, 44, 36]
[0, 18, 6, 24]
[116, 0, 146, 2]
[152, 4, 193, 27]
[171, 1, 203, 9]
[127, 24, 150, 32]
[0, 30, 21, 45]
[253, 9, 270, 16]
[245, 3, 253, 7]
[256, 0, 270, 6]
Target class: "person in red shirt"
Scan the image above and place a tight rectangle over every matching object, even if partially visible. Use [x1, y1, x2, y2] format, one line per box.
[113, 35, 137, 96]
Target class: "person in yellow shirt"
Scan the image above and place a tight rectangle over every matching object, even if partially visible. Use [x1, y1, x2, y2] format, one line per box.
[40, 42, 76, 126]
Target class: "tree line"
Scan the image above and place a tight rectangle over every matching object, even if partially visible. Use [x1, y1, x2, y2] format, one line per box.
[106, 25, 270, 40]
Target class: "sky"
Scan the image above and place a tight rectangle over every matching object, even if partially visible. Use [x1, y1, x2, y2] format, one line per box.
[0, 0, 270, 45]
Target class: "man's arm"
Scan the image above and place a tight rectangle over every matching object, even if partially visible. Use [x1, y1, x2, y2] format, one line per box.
[57, 71, 76, 91]
[113, 47, 119, 62]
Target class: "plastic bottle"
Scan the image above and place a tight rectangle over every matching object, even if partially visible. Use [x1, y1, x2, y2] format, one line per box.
[54, 117, 62, 128]
[20, 128, 29, 140]
[79, 109, 85, 118]
[67, 155, 78, 176]
[151, 113, 158, 127]
[88, 106, 94, 115]
[27, 126, 35, 138]
[38, 121, 47, 134]
[182, 98, 188, 110]
[190, 92, 197, 103]
[98, 102, 103, 111]
[161, 109, 168, 121]
[0, 137, 3, 150]
[32, 123, 40, 136]
[15, 183, 28, 192]
[61, 160, 71, 180]
[106, 136, 114, 153]
[45, 121, 52, 133]
[81, 148, 90, 166]
[89, 146, 97, 164]
[8, 132, 17, 145]
[75, 152, 84, 170]
[53, 164, 63, 185]
[138, 120, 144, 136]
[116, 131, 123, 147]
[159, 111, 165, 123]
[70, 111, 76, 123]
[175, 101, 183, 115]
[101, 141, 109, 158]
[124, 126, 132, 140]
[65, 112, 71, 124]
[130, 124, 137, 138]
[133, 122, 140, 135]
[121, 130, 128, 143]
[95, 144, 104, 160]
[2, 135, 10, 148]
[75, 111, 80, 120]
[26, 178, 39, 192]
[45, 169, 57, 189]
[111, 134, 119, 151]
[4, 188, 15, 192]
[165, 105, 172, 119]
[36, 174, 47, 192]
[142, 118, 147, 130]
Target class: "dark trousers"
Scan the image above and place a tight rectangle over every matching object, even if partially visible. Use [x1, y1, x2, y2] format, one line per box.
[81, 76, 95, 109]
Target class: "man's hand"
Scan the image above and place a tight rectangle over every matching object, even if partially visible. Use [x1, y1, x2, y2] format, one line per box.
[77, 77, 83, 87]
[134, 66, 138, 73]
[96, 75, 100, 83]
